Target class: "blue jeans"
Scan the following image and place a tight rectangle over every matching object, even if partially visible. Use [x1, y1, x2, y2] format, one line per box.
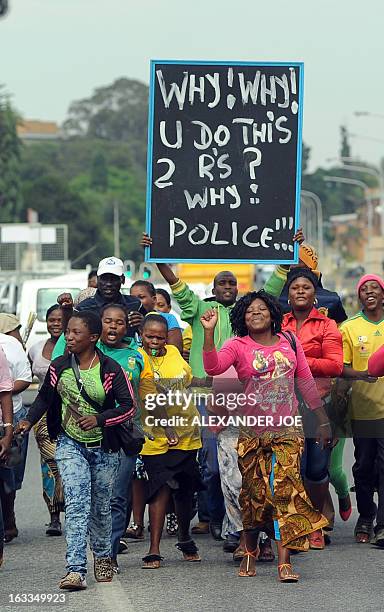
[12, 407, 29, 491]
[111, 452, 136, 559]
[196, 400, 225, 525]
[1, 407, 30, 494]
[301, 438, 331, 484]
[55, 434, 119, 575]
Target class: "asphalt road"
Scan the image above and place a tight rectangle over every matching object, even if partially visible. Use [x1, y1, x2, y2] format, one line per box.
[0, 437, 383, 612]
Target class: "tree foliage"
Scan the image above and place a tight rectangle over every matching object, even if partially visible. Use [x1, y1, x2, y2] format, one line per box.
[1, 74, 381, 268]
[0, 89, 22, 222]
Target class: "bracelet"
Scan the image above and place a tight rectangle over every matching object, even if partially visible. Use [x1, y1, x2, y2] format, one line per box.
[2, 423, 14, 428]
[319, 422, 330, 428]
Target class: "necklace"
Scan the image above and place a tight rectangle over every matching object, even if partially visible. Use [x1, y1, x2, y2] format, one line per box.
[147, 351, 166, 379]
[75, 352, 97, 402]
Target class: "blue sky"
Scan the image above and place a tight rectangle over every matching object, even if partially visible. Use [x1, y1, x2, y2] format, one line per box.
[1, 0, 383, 171]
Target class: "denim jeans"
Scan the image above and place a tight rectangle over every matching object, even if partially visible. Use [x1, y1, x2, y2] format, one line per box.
[110, 452, 136, 559]
[55, 434, 119, 575]
[301, 438, 331, 484]
[196, 400, 225, 525]
[12, 407, 29, 491]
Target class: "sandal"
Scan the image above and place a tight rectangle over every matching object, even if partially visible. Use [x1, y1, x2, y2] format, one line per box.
[354, 517, 374, 544]
[175, 540, 201, 562]
[258, 537, 275, 562]
[166, 513, 178, 536]
[142, 554, 163, 569]
[278, 563, 299, 583]
[233, 545, 245, 563]
[238, 547, 259, 577]
[125, 523, 144, 541]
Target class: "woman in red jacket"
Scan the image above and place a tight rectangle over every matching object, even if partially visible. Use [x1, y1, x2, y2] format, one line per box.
[282, 268, 344, 550]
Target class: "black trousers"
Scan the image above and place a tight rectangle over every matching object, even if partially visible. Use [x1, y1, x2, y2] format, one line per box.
[352, 419, 384, 527]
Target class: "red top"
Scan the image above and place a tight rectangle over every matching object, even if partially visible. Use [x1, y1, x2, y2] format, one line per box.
[368, 345, 384, 377]
[282, 308, 343, 396]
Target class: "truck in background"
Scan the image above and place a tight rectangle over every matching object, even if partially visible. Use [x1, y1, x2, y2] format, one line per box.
[176, 263, 256, 294]
[18, 271, 88, 350]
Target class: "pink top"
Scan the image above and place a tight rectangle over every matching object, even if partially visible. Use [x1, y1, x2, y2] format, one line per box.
[203, 333, 322, 434]
[368, 344, 384, 377]
[0, 344, 13, 423]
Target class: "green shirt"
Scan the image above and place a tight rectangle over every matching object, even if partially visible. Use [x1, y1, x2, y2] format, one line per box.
[170, 270, 283, 378]
[97, 339, 143, 426]
[58, 363, 105, 443]
[52, 333, 66, 360]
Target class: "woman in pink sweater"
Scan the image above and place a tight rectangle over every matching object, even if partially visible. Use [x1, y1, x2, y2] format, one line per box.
[201, 290, 330, 583]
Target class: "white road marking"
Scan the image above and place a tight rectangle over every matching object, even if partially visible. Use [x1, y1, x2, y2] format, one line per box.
[94, 576, 135, 612]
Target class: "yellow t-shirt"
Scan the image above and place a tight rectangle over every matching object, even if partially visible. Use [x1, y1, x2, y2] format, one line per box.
[138, 344, 201, 455]
[341, 312, 384, 420]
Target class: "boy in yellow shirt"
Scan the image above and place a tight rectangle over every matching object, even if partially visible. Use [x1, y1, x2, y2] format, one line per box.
[340, 274, 384, 545]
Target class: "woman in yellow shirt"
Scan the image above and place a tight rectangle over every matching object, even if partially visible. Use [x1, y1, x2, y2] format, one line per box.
[139, 314, 202, 569]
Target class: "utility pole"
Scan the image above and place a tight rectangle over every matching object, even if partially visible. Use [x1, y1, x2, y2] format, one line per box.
[113, 200, 120, 259]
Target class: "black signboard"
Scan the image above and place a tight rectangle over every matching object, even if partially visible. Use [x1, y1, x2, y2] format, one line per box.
[146, 60, 304, 263]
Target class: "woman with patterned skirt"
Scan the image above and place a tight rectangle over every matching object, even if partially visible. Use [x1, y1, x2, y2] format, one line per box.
[28, 305, 65, 535]
[202, 291, 331, 582]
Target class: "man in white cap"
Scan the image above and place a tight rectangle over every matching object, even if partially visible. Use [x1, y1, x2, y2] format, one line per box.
[58, 257, 145, 336]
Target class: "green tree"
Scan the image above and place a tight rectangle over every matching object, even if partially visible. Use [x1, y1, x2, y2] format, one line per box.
[21, 173, 108, 264]
[90, 151, 108, 192]
[63, 78, 148, 142]
[0, 89, 23, 221]
[302, 142, 311, 174]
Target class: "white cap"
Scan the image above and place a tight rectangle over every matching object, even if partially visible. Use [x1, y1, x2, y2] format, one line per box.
[97, 257, 125, 277]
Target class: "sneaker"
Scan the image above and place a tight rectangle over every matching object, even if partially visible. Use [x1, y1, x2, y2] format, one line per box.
[191, 521, 209, 535]
[59, 572, 87, 591]
[111, 558, 120, 574]
[209, 522, 224, 541]
[371, 527, 384, 547]
[46, 519, 62, 536]
[118, 539, 129, 554]
[308, 529, 325, 550]
[94, 556, 113, 582]
[4, 527, 18, 543]
[223, 534, 240, 553]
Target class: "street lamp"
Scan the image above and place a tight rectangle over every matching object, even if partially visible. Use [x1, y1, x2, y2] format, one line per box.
[300, 190, 324, 259]
[323, 175, 374, 244]
[326, 157, 384, 234]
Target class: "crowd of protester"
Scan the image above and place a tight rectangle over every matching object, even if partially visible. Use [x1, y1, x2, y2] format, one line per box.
[0, 233, 384, 590]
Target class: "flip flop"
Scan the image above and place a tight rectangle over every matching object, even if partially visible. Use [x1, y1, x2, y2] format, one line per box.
[175, 540, 201, 562]
[142, 554, 163, 569]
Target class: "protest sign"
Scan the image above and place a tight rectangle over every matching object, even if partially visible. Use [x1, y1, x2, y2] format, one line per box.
[146, 60, 304, 263]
